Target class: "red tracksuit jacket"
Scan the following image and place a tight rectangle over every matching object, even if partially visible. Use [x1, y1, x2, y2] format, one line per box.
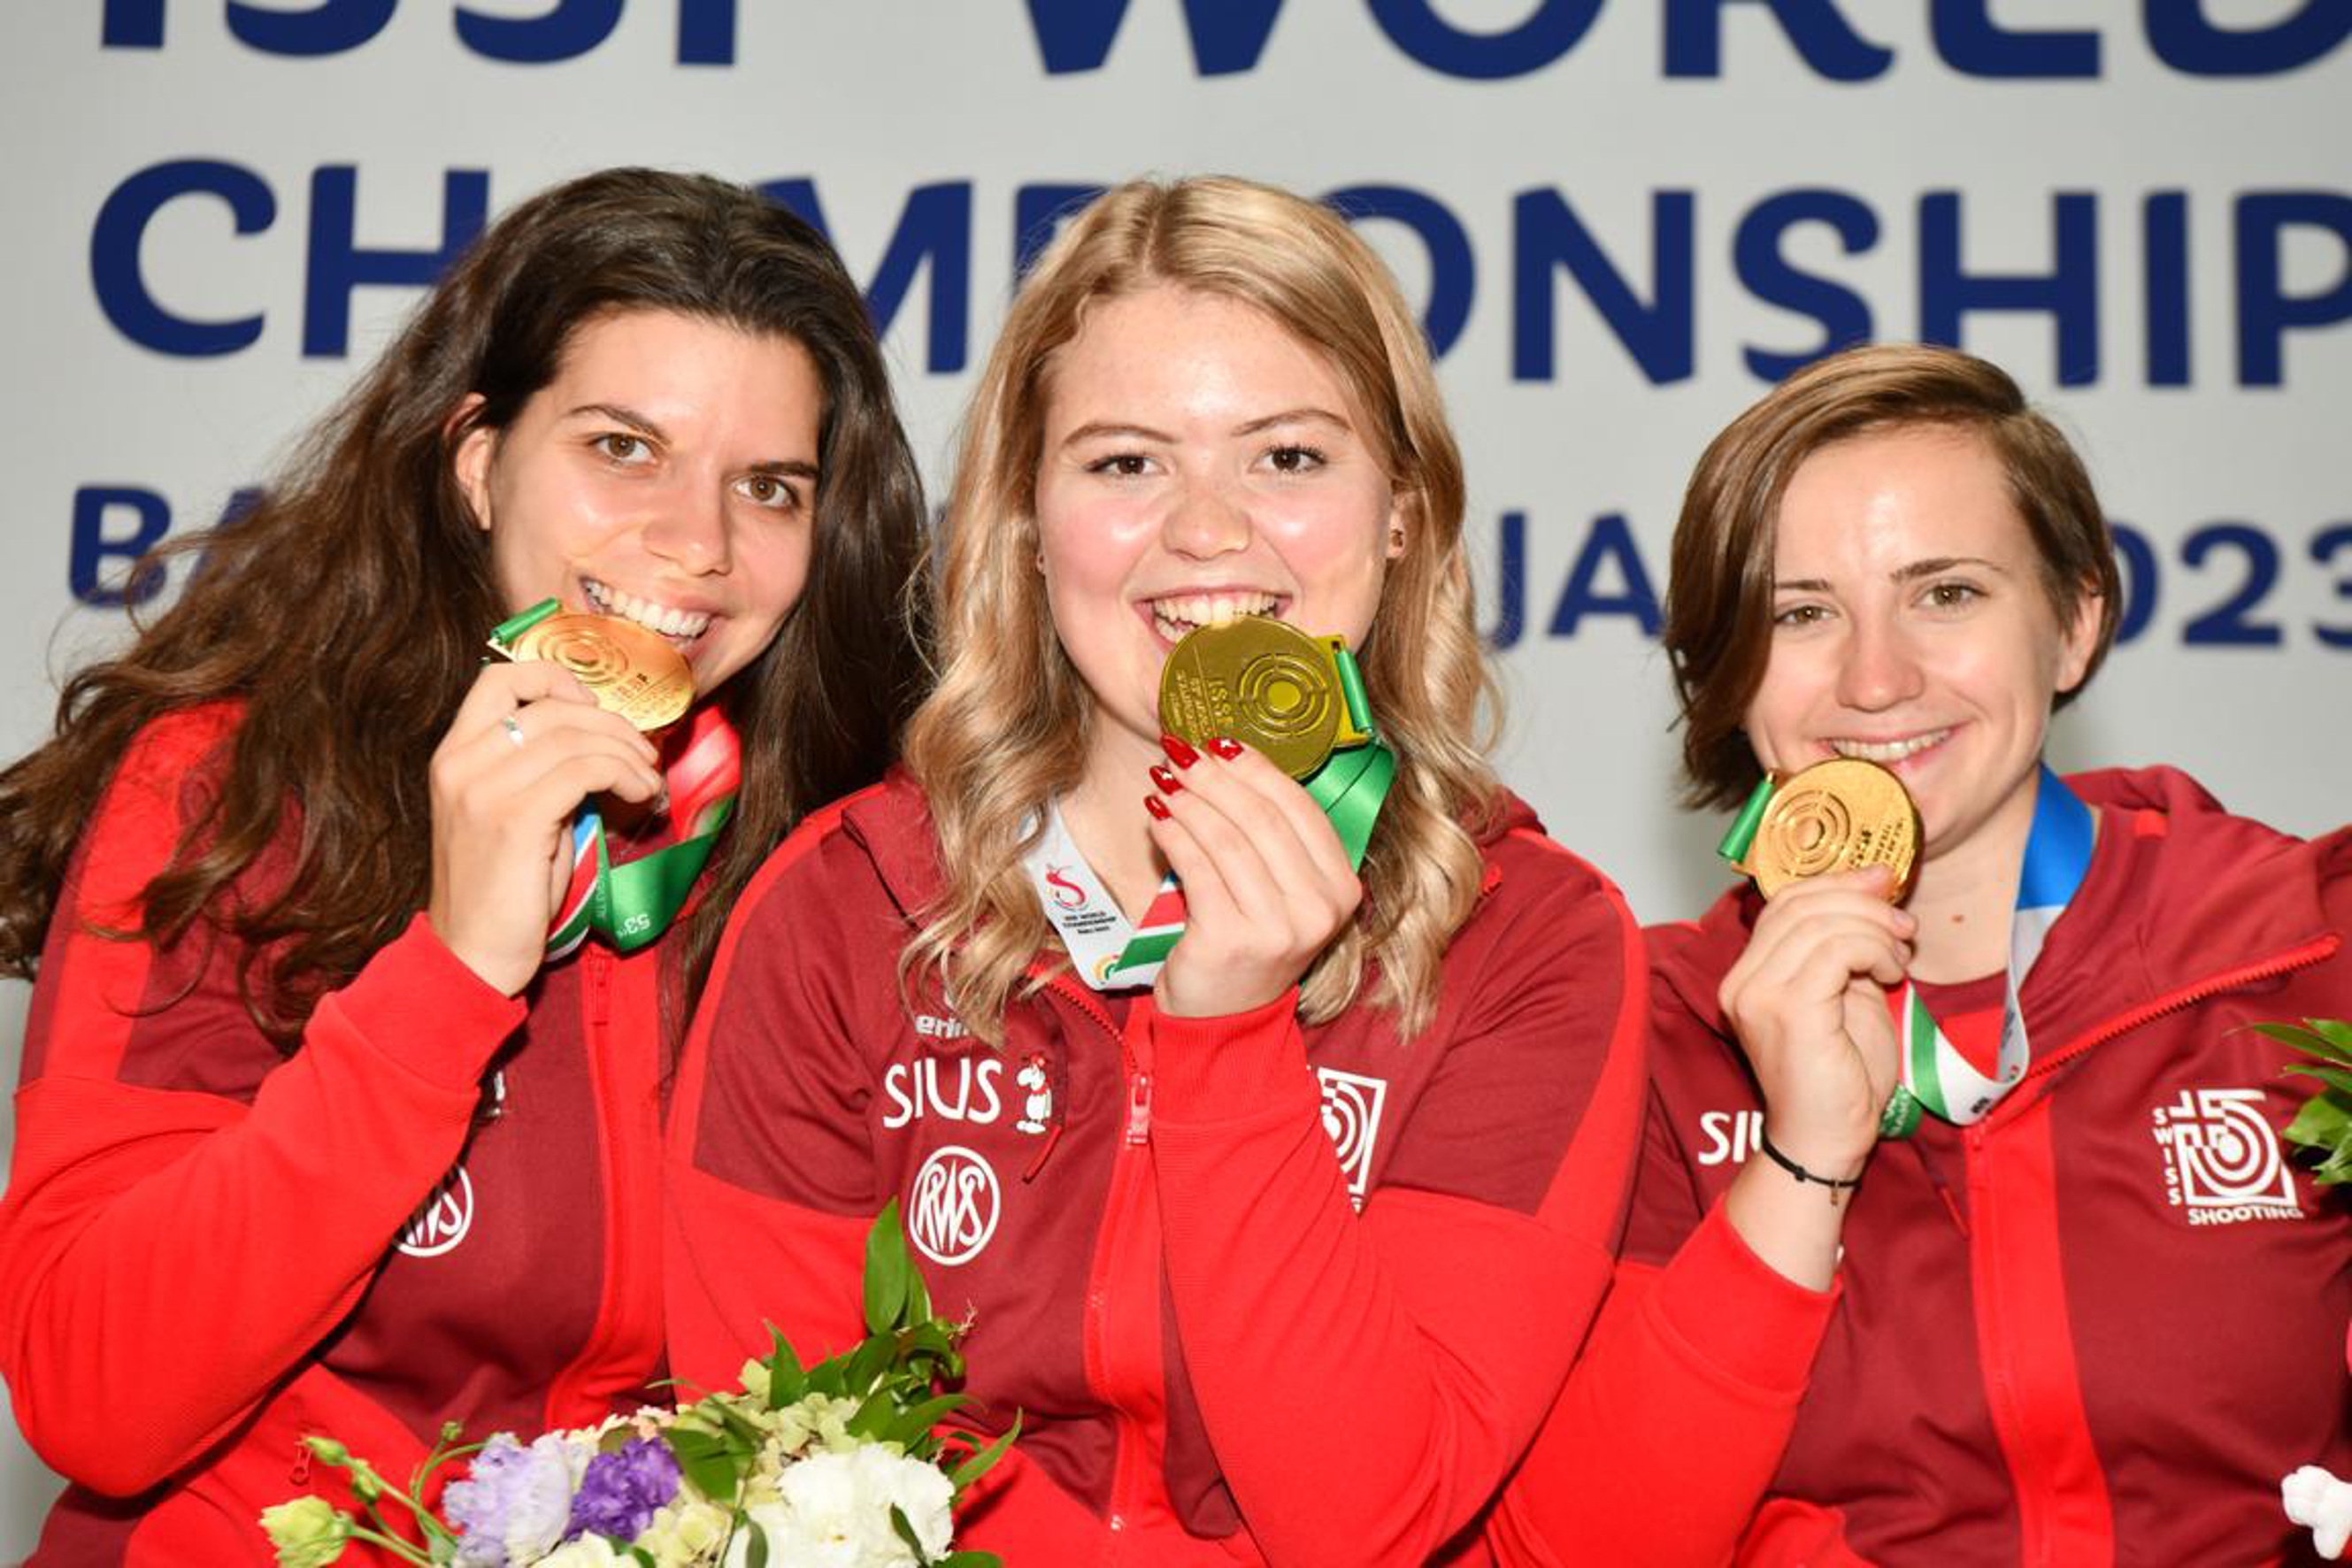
[1493, 765, 2352, 1566]
[667, 773, 1645, 1565]
[0, 705, 673, 1564]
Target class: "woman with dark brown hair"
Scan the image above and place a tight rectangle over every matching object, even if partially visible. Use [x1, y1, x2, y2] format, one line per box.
[1495, 342, 2352, 1564]
[0, 167, 928, 1564]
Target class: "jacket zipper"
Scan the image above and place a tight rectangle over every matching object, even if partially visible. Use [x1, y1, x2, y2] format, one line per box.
[1048, 974, 1163, 1550]
[1967, 931, 2338, 1563]
[1993, 934, 2340, 1121]
[545, 942, 636, 1424]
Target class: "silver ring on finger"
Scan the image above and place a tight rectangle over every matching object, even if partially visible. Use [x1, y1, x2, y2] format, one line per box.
[501, 713, 526, 748]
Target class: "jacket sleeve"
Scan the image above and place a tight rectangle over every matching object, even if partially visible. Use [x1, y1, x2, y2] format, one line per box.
[0, 713, 524, 1495]
[1485, 1004, 1839, 1565]
[1142, 833, 1648, 1567]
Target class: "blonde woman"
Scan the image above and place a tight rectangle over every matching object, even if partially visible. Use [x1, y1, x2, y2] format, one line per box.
[666, 176, 1643, 1564]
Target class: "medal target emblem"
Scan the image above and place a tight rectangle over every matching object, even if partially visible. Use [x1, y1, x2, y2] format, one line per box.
[506, 612, 694, 732]
[534, 622, 633, 680]
[1235, 651, 1335, 741]
[1747, 757, 1921, 901]
[1761, 784, 1856, 880]
[1159, 618, 1352, 779]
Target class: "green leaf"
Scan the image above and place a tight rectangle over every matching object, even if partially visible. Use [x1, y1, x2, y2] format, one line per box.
[891, 1504, 926, 1558]
[626, 1549, 656, 1568]
[2283, 1063, 2352, 1096]
[866, 1199, 916, 1335]
[763, 1330, 808, 1410]
[884, 1394, 966, 1450]
[845, 1386, 899, 1442]
[935, 1554, 1003, 1568]
[949, 1413, 1021, 1494]
[2256, 1019, 2352, 1065]
[842, 1331, 896, 1397]
[2285, 1089, 2352, 1149]
[745, 1518, 770, 1568]
[662, 1426, 747, 1508]
[801, 1352, 849, 1399]
[710, 1396, 768, 1453]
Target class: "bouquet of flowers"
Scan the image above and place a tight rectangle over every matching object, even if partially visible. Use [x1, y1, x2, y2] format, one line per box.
[2265, 1017, 2352, 1184]
[261, 1202, 1013, 1568]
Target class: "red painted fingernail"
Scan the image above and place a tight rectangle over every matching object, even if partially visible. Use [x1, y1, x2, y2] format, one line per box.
[1159, 734, 1199, 769]
[1149, 764, 1183, 795]
[1209, 736, 1245, 761]
[1143, 793, 1172, 821]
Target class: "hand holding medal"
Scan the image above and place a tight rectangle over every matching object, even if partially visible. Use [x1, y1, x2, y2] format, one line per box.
[1124, 617, 1395, 1017]
[426, 609, 670, 995]
[427, 599, 729, 995]
[1716, 758, 1921, 1172]
[483, 599, 740, 965]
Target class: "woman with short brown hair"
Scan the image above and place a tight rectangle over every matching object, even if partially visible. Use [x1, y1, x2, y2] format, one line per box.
[1499, 342, 2352, 1565]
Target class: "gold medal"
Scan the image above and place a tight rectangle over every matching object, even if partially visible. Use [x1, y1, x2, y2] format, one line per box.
[1743, 757, 1921, 902]
[1157, 618, 1370, 780]
[503, 611, 695, 733]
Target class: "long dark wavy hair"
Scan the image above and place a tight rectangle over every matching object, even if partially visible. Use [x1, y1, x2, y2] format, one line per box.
[0, 167, 929, 1043]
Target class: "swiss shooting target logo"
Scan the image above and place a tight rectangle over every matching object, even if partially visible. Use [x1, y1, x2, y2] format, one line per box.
[2151, 1087, 2302, 1226]
[908, 1145, 1001, 1265]
[1317, 1067, 1388, 1211]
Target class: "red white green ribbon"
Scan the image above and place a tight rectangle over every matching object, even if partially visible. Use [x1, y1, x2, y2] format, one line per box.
[485, 601, 738, 959]
[1715, 763, 2093, 1138]
[1875, 765, 2094, 1136]
[542, 703, 740, 958]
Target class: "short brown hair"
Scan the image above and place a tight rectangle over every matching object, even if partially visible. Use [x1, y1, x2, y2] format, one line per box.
[1664, 342, 2120, 811]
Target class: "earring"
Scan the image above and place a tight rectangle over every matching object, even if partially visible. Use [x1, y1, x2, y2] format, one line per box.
[1388, 523, 1406, 552]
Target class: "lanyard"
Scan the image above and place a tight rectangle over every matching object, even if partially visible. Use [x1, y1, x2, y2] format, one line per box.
[1020, 802, 1152, 991]
[1877, 765, 2095, 1136]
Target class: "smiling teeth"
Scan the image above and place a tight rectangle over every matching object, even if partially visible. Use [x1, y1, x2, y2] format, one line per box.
[1149, 591, 1280, 639]
[583, 580, 711, 641]
[1829, 730, 1949, 764]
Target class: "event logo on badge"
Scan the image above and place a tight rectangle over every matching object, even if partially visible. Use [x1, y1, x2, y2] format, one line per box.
[398, 1165, 475, 1258]
[909, 1145, 1002, 1265]
[1042, 865, 1088, 910]
[2151, 1087, 2302, 1226]
[1317, 1068, 1388, 1211]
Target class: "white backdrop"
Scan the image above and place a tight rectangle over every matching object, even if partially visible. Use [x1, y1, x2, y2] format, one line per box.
[3, 3, 2348, 1556]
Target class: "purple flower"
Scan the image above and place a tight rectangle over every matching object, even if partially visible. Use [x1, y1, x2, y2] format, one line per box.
[445, 1433, 591, 1567]
[564, 1438, 681, 1544]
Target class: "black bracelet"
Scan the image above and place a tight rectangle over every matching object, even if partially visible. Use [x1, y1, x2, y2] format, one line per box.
[1756, 1127, 1864, 1191]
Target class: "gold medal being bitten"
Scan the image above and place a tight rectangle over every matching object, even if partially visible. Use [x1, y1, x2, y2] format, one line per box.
[1158, 618, 1361, 780]
[504, 612, 694, 733]
[1749, 757, 1921, 902]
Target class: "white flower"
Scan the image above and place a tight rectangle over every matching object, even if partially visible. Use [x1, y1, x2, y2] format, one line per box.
[725, 1449, 956, 1568]
[534, 1537, 626, 1568]
[2285, 1465, 2352, 1559]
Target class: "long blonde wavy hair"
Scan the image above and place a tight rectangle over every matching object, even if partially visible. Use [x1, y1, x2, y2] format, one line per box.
[903, 175, 1502, 1042]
